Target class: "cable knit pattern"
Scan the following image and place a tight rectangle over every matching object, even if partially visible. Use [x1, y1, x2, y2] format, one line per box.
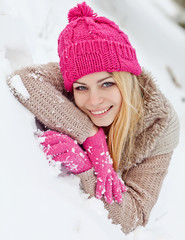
[58, 2, 141, 92]
[7, 62, 93, 144]
[7, 62, 179, 233]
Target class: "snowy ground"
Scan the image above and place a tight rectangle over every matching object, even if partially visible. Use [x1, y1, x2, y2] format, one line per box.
[1, 0, 185, 239]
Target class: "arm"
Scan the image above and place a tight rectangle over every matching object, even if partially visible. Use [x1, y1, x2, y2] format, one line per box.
[7, 62, 93, 144]
[77, 152, 173, 234]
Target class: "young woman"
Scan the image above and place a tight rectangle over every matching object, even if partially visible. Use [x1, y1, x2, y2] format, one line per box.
[7, 2, 179, 234]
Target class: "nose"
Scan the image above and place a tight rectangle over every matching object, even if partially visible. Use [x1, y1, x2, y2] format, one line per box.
[87, 90, 103, 106]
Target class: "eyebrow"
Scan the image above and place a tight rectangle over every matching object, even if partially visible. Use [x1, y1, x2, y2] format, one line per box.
[74, 75, 112, 85]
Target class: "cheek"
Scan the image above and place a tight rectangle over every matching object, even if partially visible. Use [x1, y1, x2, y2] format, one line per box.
[112, 89, 122, 107]
[74, 93, 85, 109]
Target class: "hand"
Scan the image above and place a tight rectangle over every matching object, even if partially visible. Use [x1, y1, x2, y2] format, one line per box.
[83, 128, 127, 204]
[39, 130, 92, 174]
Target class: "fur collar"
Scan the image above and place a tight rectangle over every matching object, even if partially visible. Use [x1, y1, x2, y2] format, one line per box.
[119, 70, 171, 171]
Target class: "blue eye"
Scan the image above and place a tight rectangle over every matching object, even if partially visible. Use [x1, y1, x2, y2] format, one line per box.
[74, 86, 88, 91]
[102, 82, 114, 88]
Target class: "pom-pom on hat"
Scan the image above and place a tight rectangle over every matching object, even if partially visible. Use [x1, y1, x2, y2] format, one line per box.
[58, 2, 142, 92]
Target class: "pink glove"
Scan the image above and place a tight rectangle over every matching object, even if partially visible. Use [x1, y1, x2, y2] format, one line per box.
[83, 128, 127, 204]
[39, 130, 92, 174]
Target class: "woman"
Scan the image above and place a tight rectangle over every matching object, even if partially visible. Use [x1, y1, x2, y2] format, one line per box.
[7, 2, 179, 234]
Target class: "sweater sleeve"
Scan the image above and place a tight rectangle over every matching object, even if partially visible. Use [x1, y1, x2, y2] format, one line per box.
[77, 152, 173, 234]
[6, 62, 93, 144]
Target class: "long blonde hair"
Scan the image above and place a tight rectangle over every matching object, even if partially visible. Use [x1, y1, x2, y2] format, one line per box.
[107, 72, 144, 171]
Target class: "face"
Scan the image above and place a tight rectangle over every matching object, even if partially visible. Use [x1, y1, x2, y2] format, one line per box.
[73, 72, 122, 127]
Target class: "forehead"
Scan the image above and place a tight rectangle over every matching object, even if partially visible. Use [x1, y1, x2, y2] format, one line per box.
[76, 71, 111, 84]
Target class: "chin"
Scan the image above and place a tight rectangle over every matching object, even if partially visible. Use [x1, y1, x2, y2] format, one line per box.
[92, 120, 113, 127]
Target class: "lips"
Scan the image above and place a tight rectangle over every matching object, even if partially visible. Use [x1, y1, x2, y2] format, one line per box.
[89, 106, 112, 116]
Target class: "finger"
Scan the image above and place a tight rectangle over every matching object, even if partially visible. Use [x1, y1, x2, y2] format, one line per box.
[96, 176, 106, 199]
[44, 142, 69, 155]
[113, 183, 122, 203]
[104, 174, 113, 204]
[120, 180, 127, 193]
[112, 172, 122, 203]
[40, 134, 67, 147]
[53, 152, 72, 162]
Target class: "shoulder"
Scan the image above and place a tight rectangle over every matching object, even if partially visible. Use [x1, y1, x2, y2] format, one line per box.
[125, 70, 180, 168]
[150, 101, 180, 156]
[139, 70, 179, 155]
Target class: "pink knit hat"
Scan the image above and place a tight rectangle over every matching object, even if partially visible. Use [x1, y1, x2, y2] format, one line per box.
[58, 2, 142, 92]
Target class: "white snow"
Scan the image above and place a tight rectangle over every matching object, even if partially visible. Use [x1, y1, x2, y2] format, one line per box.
[37, 136, 46, 144]
[28, 72, 42, 81]
[1, 0, 185, 240]
[9, 75, 30, 100]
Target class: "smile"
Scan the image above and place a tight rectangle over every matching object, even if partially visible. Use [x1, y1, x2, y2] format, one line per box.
[90, 106, 112, 115]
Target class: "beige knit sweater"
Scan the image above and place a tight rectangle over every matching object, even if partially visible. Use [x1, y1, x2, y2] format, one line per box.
[7, 62, 179, 234]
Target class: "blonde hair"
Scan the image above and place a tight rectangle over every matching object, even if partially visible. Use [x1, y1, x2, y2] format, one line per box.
[107, 72, 144, 171]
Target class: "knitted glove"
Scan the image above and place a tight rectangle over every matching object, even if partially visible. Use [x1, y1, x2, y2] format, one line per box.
[83, 128, 127, 204]
[39, 130, 92, 174]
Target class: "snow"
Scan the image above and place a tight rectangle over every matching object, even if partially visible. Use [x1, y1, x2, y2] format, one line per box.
[1, 0, 185, 239]
[9, 75, 30, 100]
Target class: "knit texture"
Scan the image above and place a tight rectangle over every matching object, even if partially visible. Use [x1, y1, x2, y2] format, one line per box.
[40, 130, 92, 174]
[118, 70, 180, 170]
[83, 128, 127, 203]
[7, 62, 180, 233]
[78, 152, 173, 234]
[7, 62, 93, 144]
[58, 2, 142, 92]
